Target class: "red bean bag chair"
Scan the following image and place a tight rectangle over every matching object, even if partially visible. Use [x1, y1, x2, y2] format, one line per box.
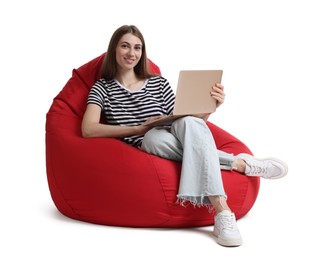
[45, 53, 260, 227]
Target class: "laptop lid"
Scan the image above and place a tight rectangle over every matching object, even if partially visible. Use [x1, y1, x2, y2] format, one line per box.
[173, 70, 223, 115]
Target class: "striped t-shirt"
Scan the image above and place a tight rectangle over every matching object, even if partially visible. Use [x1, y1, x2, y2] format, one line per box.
[87, 76, 175, 147]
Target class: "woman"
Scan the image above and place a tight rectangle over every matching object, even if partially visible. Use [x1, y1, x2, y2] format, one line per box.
[82, 25, 288, 247]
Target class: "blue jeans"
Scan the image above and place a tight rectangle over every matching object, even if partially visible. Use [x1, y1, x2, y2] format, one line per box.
[140, 116, 236, 206]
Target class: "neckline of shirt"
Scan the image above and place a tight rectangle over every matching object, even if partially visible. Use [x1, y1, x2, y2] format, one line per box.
[114, 79, 149, 93]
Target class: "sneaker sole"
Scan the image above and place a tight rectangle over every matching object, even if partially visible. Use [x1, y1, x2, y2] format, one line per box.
[217, 237, 243, 247]
[238, 153, 288, 179]
[214, 227, 243, 247]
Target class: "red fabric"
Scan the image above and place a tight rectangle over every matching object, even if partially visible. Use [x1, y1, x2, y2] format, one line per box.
[45, 53, 260, 227]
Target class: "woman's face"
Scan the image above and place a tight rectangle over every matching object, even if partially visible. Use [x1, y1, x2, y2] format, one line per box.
[116, 33, 142, 71]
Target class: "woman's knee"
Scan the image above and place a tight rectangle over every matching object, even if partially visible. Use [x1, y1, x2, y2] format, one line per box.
[141, 127, 182, 161]
[142, 127, 170, 152]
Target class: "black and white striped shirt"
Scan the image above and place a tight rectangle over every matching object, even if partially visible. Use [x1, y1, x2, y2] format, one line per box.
[87, 76, 175, 146]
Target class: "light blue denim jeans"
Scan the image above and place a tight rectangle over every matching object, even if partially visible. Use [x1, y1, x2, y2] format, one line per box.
[140, 116, 236, 207]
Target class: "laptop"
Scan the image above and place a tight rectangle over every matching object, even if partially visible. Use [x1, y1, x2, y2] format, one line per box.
[144, 70, 223, 127]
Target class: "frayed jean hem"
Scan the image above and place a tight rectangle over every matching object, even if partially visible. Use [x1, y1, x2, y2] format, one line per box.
[176, 193, 227, 214]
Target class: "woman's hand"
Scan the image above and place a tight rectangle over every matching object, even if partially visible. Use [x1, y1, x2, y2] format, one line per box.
[134, 116, 164, 135]
[144, 115, 165, 125]
[210, 83, 225, 108]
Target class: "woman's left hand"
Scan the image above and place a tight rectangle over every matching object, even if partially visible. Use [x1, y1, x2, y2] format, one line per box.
[210, 83, 225, 107]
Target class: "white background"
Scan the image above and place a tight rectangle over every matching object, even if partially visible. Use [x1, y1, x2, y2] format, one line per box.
[1, 0, 314, 258]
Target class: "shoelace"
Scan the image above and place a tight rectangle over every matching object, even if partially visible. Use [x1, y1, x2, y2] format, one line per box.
[220, 214, 237, 230]
[246, 161, 272, 177]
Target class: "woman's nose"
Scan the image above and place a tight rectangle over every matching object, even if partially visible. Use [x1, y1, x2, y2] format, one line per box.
[127, 47, 135, 56]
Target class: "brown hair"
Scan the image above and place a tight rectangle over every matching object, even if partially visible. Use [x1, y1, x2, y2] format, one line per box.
[101, 25, 152, 80]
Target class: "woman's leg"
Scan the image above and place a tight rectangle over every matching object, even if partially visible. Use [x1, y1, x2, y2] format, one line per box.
[170, 116, 226, 206]
[141, 124, 231, 210]
[141, 117, 242, 246]
[141, 127, 237, 170]
[141, 117, 228, 205]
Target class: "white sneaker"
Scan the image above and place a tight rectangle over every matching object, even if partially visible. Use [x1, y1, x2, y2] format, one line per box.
[213, 210, 242, 247]
[237, 153, 288, 179]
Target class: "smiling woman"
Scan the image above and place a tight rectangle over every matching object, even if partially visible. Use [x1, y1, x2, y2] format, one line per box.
[46, 24, 288, 248]
[100, 25, 150, 86]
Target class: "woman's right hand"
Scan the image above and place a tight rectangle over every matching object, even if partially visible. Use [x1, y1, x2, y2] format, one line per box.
[136, 116, 165, 135]
[144, 115, 164, 125]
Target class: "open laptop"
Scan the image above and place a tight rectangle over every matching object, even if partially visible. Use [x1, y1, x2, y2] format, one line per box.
[144, 70, 223, 127]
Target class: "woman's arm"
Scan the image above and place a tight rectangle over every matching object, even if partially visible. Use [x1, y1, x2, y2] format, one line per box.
[81, 104, 151, 138]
